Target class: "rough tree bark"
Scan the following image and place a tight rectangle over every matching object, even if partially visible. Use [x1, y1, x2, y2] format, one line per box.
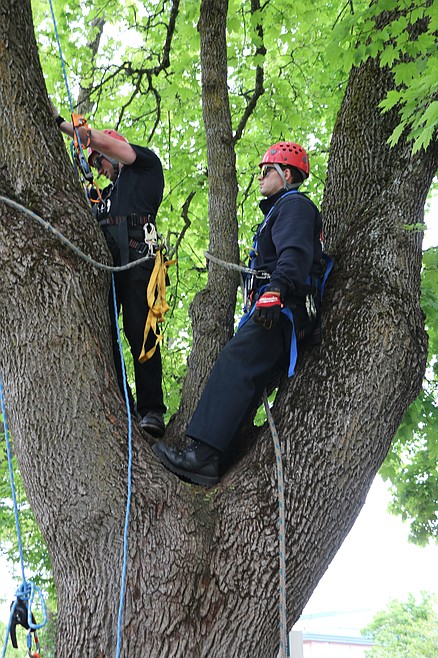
[0, 1, 437, 658]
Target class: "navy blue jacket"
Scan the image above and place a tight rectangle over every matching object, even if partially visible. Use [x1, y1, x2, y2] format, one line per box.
[251, 188, 323, 305]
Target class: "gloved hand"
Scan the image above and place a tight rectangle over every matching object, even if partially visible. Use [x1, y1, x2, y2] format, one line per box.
[253, 290, 282, 329]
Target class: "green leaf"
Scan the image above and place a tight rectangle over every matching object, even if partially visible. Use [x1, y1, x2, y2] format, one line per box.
[379, 89, 402, 113]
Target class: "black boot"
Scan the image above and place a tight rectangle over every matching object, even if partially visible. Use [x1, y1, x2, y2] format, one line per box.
[153, 440, 221, 487]
[140, 411, 165, 438]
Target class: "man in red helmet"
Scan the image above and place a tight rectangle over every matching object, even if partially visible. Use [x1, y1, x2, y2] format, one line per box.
[53, 112, 166, 437]
[154, 141, 328, 485]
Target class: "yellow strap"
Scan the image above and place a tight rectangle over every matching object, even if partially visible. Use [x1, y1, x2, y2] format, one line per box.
[138, 251, 176, 363]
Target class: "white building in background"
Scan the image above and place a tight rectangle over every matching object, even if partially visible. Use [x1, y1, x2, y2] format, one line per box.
[290, 630, 373, 658]
[290, 608, 374, 658]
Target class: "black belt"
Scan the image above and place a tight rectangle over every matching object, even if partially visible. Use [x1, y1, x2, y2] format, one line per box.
[128, 238, 156, 256]
[99, 213, 155, 228]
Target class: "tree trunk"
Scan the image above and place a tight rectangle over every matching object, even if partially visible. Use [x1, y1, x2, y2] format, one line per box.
[172, 0, 240, 433]
[0, 1, 437, 657]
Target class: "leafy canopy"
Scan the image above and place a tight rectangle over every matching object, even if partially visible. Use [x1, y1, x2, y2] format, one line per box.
[382, 246, 438, 545]
[328, 0, 438, 153]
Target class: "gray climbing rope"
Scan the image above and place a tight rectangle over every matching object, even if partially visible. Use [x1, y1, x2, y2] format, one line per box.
[204, 250, 270, 279]
[0, 196, 156, 272]
[263, 391, 290, 658]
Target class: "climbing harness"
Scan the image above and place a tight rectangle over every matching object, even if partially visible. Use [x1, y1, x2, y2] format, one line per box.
[237, 253, 332, 380]
[236, 188, 333, 376]
[99, 214, 162, 266]
[139, 250, 176, 363]
[241, 190, 304, 312]
[0, 374, 47, 658]
[262, 391, 290, 658]
[243, 189, 300, 312]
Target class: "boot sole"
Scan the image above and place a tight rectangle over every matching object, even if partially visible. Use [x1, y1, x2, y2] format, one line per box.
[152, 445, 220, 487]
[141, 424, 165, 438]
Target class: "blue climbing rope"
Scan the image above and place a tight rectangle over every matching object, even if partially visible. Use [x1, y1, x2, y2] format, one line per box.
[47, 0, 133, 651]
[0, 3, 135, 656]
[111, 277, 134, 658]
[0, 373, 26, 584]
[0, 373, 47, 658]
[48, 0, 74, 113]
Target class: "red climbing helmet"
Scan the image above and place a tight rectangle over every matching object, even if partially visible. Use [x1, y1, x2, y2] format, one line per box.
[259, 141, 310, 179]
[88, 129, 128, 165]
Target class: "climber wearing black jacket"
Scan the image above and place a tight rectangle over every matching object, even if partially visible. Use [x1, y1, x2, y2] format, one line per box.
[154, 141, 326, 485]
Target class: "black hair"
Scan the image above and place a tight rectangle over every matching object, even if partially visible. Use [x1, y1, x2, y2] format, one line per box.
[282, 165, 305, 184]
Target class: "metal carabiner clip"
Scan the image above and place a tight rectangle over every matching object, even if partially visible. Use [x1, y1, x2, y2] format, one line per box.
[143, 222, 158, 257]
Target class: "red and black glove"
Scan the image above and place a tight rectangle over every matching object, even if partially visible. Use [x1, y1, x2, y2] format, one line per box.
[253, 290, 282, 329]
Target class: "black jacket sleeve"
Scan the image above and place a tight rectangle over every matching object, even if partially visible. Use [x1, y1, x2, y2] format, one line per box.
[265, 195, 320, 298]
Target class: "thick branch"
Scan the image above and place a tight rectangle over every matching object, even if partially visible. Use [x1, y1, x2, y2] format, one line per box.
[233, 0, 266, 143]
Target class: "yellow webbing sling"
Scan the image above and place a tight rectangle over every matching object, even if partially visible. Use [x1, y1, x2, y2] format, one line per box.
[138, 250, 176, 363]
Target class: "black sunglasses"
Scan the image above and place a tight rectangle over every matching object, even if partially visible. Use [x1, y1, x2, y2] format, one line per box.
[260, 165, 276, 178]
[93, 155, 104, 170]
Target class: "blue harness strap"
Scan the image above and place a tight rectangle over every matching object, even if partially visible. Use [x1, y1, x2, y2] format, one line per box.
[238, 252, 333, 377]
[320, 253, 333, 298]
[237, 300, 298, 375]
[239, 191, 334, 378]
[280, 307, 298, 377]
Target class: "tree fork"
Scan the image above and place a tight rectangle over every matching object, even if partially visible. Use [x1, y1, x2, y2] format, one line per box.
[0, 1, 437, 657]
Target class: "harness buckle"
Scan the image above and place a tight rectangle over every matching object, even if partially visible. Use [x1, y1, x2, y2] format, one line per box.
[305, 294, 317, 320]
[243, 270, 271, 312]
[243, 273, 255, 312]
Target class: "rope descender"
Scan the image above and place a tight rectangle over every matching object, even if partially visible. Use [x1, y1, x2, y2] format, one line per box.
[71, 113, 92, 181]
[8, 581, 46, 658]
[69, 113, 103, 205]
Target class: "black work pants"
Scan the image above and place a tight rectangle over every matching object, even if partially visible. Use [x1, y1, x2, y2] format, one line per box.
[186, 313, 296, 455]
[107, 239, 166, 418]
